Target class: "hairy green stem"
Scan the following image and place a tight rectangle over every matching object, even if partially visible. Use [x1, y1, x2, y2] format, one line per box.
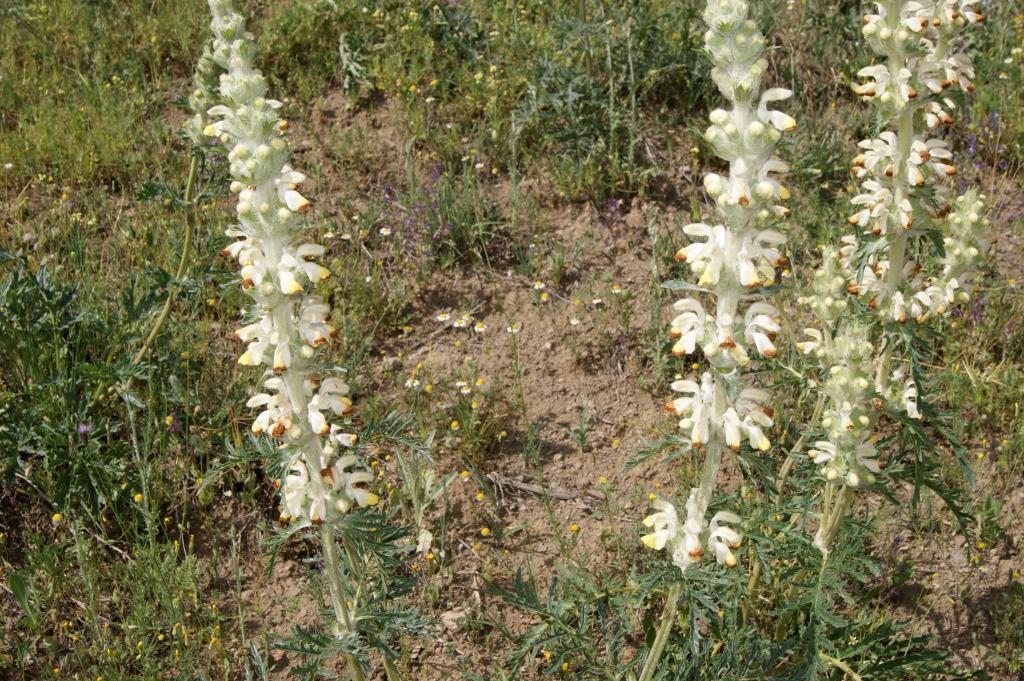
[132, 155, 199, 366]
[342, 534, 364, 582]
[819, 651, 864, 681]
[741, 558, 762, 625]
[383, 657, 402, 681]
[91, 155, 199, 405]
[321, 525, 367, 681]
[637, 582, 683, 681]
[775, 391, 827, 504]
[818, 486, 854, 553]
[885, 37, 917, 300]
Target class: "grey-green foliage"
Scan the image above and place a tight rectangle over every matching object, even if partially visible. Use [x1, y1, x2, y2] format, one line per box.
[492, 508, 985, 680]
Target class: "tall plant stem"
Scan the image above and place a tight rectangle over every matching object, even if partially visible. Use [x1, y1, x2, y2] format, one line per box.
[320, 525, 367, 681]
[342, 535, 364, 581]
[741, 559, 761, 625]
[637, 582, 683, 681]
[820, 652, 864, 681]
[383, 658, 402, 681]
[92, 155, 199, 404]
[133, 155, 199, 366]
[775, 392, 827, 504]
[816, 486, 854, 554]
[885, 104, 916, 299]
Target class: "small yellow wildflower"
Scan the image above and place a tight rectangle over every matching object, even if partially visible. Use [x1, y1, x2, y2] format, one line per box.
[569, 523, 580, 533]
[480, 527, 491, 537]
[164, 415, 174, 426]
[133, 493, 144, 503]
[460, 470, 470, 480]
[475, 491, 485, 501]
[52, 512, 63, 524]
[451, 420, 461, 431]
[598, 475, 609, 485]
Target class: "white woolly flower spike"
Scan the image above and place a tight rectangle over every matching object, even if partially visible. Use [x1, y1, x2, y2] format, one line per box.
[797, 2, 986, 530]
[206, 0, 375, 527]
[643, 0, 789, 576]
[843, 0, 986, 322]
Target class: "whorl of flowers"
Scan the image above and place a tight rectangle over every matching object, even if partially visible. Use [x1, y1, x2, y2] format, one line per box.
[643, 0, 792, 574]
[204, 0, 377, 525]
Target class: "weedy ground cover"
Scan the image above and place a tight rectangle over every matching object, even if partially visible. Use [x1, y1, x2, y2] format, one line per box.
[1, 0, 1023, 679]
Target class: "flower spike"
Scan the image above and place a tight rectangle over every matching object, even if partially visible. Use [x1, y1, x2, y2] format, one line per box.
[641, 0, 793, 575]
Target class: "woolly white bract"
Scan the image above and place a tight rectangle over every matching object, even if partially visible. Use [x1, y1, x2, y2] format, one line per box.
[204, 0, 377, 526]
[643, 0, 792, 574]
